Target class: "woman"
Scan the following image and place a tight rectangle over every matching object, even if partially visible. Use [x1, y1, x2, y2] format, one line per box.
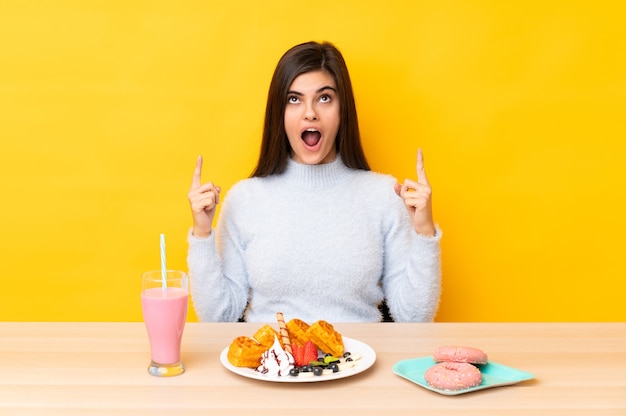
[187, 41, 441, 323]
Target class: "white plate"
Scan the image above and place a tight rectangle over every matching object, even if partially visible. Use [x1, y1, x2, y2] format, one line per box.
[220, 337, 376, 383]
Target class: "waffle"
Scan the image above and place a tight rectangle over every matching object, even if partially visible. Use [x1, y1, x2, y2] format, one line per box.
[286, 318, 310, 346]
[252, 324, 282, 349]
[227, 336, 266, 368]
[306, 320, 344, 357]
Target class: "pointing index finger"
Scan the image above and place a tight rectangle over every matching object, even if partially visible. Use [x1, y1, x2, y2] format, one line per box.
[416, 148, 429, 185]
[192, 155, 203, 188]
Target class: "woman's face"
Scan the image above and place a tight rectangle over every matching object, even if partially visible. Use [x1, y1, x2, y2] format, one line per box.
[284, 70, 340, 165]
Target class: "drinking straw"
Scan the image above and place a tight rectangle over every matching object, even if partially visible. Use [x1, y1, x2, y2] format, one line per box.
[160, 233, 167, 292]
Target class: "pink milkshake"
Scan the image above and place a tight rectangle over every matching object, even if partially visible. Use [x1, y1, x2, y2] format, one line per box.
[141, 270, 188, 376]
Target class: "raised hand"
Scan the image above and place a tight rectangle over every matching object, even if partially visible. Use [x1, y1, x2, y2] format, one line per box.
[393, 149, 435, 236]
[188, 155, 221, 238]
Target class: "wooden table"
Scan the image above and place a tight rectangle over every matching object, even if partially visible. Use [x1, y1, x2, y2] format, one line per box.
[1, 322, 625, 415]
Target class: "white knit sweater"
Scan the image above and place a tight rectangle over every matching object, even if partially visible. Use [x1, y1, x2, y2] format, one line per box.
[187, 156, 442, 323]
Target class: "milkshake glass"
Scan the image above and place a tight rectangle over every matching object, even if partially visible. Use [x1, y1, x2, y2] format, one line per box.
[141, 270, 188, 377]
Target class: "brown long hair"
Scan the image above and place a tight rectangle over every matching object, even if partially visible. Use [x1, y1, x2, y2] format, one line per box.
[251, 41, 370, 177]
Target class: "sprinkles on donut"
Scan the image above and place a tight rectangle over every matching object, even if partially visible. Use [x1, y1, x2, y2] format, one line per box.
[424, 345, 488, 391]
[424, 361, 482, 391]
[432, 345, 488, 365]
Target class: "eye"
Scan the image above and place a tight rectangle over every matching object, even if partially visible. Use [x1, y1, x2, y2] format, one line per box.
[287, 95, 300, 104]
[319, 94, 332, 103]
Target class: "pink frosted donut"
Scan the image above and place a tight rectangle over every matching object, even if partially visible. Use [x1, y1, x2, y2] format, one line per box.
[424, 362, 482, 391]
[433, 346, 488, 364]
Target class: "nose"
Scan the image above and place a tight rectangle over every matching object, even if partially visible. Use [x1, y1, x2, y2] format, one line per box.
[304, 106, 318, 121]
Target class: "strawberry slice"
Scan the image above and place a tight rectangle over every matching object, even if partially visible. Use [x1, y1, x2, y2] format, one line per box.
[303, 340, 318, 365]
[292, 342, 306, 367]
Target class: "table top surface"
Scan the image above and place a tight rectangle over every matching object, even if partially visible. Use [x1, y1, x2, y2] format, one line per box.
[1, 321, 625, 415]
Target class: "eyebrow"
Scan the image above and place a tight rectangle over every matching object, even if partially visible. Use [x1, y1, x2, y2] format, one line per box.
[287, 85, 337, 96]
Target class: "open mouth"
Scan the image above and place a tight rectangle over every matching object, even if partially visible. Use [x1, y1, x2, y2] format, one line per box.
[301, 129, 321, 147]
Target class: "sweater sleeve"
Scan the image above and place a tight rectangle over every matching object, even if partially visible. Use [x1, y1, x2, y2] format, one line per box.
[381, 196, 442, 322]
[186, 187, 250, 322]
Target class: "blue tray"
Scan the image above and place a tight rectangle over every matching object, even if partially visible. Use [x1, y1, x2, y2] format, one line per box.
[393, 356, 535, 395]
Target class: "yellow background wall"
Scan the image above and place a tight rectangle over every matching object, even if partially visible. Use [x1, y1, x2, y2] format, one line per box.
[1, 1, 624, 322]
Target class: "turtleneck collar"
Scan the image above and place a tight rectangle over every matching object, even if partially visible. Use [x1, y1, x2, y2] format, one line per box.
[281, 156, 353, 189]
